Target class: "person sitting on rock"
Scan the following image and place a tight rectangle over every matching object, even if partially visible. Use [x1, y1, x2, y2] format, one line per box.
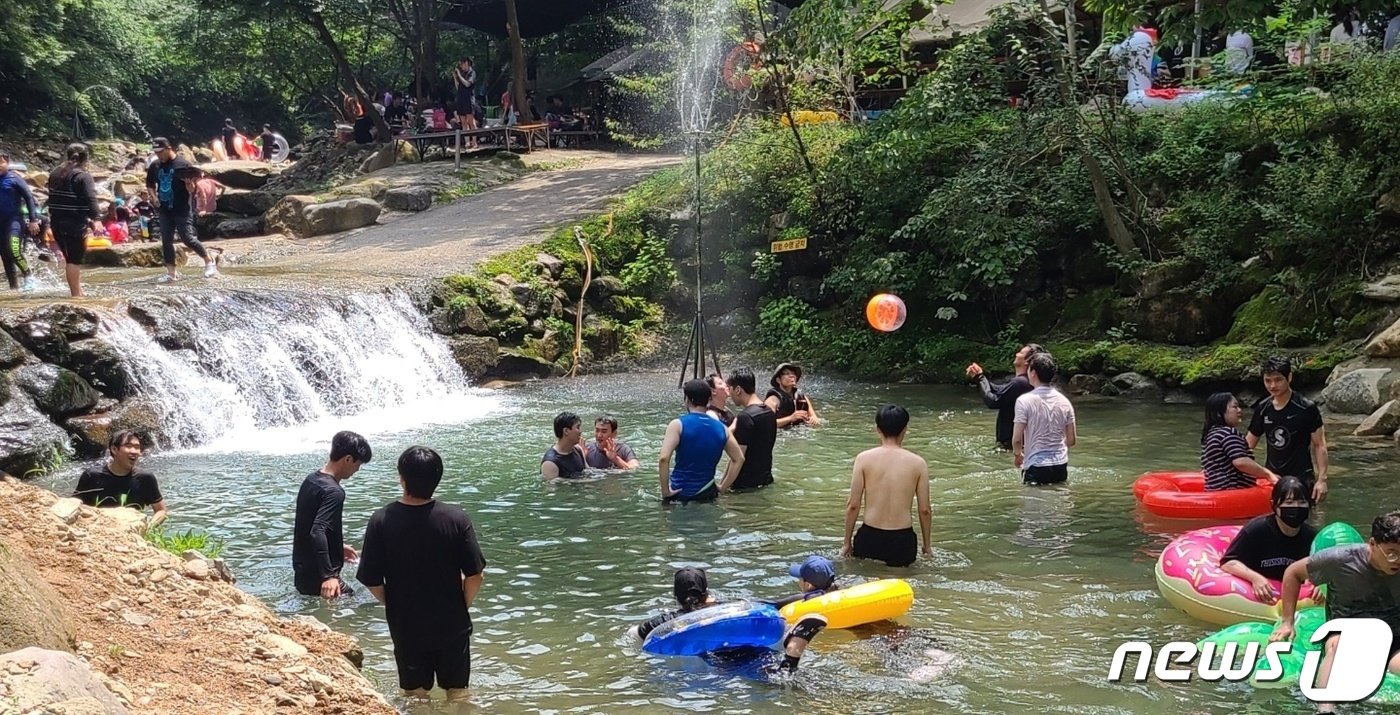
[73, 430, 168, 528]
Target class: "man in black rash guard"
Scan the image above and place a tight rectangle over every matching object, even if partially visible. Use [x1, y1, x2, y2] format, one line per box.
[631, 567, 828, 676]
[357, 446, 487, 702]
[965, 343, 1043, 450]
[541, 411, 587, 479]
[1247, 356, 1329, 503]
[292, 431, 372, 599]
[728, 368, 777, 490]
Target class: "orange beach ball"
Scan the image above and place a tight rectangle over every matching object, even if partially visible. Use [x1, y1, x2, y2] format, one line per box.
[866, 293, 907, 332]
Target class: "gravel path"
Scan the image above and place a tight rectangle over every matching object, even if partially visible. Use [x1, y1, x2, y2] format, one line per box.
[263, 152, 681, 278]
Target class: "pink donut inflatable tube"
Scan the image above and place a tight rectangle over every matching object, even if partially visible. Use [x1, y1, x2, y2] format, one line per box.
[1155, 524, 1317, 626]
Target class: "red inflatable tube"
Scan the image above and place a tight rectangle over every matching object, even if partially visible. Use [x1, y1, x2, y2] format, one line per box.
[1133, 471, 1272, 520]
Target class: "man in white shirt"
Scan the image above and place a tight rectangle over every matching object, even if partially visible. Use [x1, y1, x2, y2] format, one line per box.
[1012, 352, 1077, 485]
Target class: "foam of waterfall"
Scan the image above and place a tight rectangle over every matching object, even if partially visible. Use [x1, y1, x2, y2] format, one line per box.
[98, 288, 504, 454]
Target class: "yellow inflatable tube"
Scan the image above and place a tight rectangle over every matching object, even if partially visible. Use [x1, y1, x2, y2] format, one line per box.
[780, 110, 841, 127]
[86, 237, 113, 249]
[780, 578, 913, 630]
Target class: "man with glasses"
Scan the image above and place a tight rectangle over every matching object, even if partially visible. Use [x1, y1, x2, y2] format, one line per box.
[965, 344, 1043, 450]
[1271, 511, 1400, 713]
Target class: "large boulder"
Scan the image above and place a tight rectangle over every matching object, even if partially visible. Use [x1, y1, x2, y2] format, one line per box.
[301, 198, 381, 237]
[1380, 187, 1400, 217]
[383, 186, 433, 212]
[83, 242, 168, 268]
[1125, 290, 1233, 345]
[430, 303, 488, 336]
[1361, 274, 1400, 303]
[591, 275, 625, 301]
[1110, 372, 1163, 400]
[0, 389, 70, 477]
[0, 329, 27, 368]
[485, 349, 562, 381]
[14, 365, 98, 418]
[64, 399, 161, 456]
[1365, 316, 1400, 358]
[63, 338, 130, 398]
[0, 648, 129, 714]
[24, 171, 47, 189]
[1320, 368, 1390, 415]
[447, 336, 499, 381]
[510, 283, 551, 319]
[534, 253, 564, 279]
[126, 295, 199, 351]
[0, 545, 75, 653]
[217, 189, 278, 217]
[357, 147, 398, 174]
[265, 194, 317, 236]
[1069, 374, 1105, 395]
[196, 213, 264, 239]
[200, 160, 278, 190]
[1355, 400, 1400, 437]
[0, 304, 103, 363]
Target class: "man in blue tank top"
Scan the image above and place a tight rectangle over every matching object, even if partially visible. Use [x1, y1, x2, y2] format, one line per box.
[658, 379, 745, 502]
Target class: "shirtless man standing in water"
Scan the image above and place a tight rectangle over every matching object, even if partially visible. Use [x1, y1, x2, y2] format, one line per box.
[842, 404, 933, 567]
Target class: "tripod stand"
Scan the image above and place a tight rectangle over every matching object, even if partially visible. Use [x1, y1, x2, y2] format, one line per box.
[677, 309, 721, 387]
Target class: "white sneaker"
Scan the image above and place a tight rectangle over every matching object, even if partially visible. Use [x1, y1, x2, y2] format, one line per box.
[155, 273, 178, 284]
[203, 262, 219, 278]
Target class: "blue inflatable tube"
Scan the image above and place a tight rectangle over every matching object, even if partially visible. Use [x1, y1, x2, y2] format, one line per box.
[642, 601, 787, 657]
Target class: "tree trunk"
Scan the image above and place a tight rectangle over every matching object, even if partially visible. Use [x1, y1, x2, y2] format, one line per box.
[505, 0, 530, 122]
[306, 9, 393, 143]
[1036, 0, 1138, 258]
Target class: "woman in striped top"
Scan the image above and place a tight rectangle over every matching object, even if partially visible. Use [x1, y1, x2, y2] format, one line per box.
[1202, 392, 1278, 490]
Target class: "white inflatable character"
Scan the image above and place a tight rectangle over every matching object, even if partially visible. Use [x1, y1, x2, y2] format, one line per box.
[1110, 28, 1229, 112]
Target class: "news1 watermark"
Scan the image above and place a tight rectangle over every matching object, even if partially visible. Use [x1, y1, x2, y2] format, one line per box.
[1108, 618, 1395, 702]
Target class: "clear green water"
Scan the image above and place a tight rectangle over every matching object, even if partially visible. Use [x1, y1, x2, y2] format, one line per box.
[41, 372, 1400, 714]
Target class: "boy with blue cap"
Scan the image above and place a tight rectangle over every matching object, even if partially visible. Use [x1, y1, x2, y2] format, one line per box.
[772, 555, 839, 607]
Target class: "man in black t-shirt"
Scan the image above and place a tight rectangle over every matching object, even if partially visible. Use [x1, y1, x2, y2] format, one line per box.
[292, 431, 372, 599]
[966, 343, 1043, 450]
[73, 430, 167, 527]
[1247, 357, 1329, 502]
[358, 446, 487, 700]
[728, 368, 777, 490]
[145, 137, 217, 283]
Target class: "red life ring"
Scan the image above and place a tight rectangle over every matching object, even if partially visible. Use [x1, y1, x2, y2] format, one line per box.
[1132, 471, 1272, 520]
[722, 42, 761, 91]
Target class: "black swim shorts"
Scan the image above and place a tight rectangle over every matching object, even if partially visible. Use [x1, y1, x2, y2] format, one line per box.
[394, 634, 471, 692]
[1023, 463, 1068, 485]
[853, 524, 918, 567]
[51, 219, 88, 265]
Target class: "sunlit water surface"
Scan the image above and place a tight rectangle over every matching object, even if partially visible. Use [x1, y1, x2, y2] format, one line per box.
[41, 372, 1400, 714]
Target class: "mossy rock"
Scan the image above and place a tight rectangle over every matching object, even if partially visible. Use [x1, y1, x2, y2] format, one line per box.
[1226, 286, 1328, 348]
[1055, 288, 1118, 334]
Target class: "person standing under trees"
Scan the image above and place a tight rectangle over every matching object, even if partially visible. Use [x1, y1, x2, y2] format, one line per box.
[1247, 357, 1330, 503]
[452, 58, 480, 149]
[45, 142, 104, 297]
[0, 150, 40, 291]
[357, 446, 487, 703]
[259, 125, 276, 161]
[292, 431, 373, 600]
[146, 138, 218, 282]
[221, 119, 238, 159]
[965, 344, 1044, 450]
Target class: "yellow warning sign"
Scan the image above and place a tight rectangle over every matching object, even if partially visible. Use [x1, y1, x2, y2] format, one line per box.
[770, 237, 808, 253]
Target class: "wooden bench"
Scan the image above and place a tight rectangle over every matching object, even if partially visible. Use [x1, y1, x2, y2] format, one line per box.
[398, 128, 509, 167]
[552, 130, 608, 148]
[508, 123, 551, 152]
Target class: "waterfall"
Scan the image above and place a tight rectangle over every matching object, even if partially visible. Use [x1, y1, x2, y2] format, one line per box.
[98, 288, 500, 453]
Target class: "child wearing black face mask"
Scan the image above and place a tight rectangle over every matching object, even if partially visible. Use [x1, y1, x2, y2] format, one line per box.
[1219, 476, 1318, 605]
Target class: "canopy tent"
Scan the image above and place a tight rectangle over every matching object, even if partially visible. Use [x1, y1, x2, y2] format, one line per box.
[444, 0, 621, 38]
[558, 47, 663, 89]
